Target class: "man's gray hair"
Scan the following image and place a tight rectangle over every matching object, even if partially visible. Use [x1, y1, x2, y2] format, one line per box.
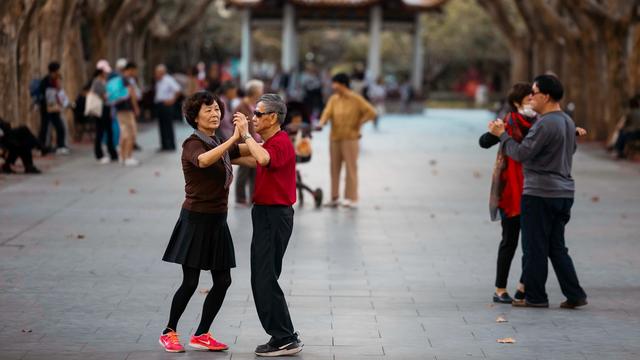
[258, 93, 287, 124]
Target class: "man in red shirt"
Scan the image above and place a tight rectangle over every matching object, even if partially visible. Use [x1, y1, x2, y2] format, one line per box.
[233, 94, 302, 357]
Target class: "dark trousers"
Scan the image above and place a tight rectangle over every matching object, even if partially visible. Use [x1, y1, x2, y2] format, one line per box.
[250, 205, 295, 342]
[614, 129, 640, 157]
[38, 111, 65, 148]
[495, 215, 521, 288]
[235, 166, 256, 203]
[521, 195, 587, 304]
[92, 110, 118, 160]
[156, 104, 176, 150]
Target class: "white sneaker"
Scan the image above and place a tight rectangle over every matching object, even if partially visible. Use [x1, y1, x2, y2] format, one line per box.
[56, 147, 70, 155]
[342, 200, 358, 209]
[124, 158, 140, 167]
[98, 157, 110, 165]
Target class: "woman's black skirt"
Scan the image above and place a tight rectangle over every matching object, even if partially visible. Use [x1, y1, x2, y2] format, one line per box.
[162, 208, 236, 270]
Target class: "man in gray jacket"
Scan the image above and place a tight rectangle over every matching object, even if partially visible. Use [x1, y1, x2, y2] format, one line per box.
[489, 75, 587, 309]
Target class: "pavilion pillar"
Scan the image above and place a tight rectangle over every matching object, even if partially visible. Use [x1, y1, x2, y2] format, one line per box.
[367, 5, 382, 82]
[281, 2, 298, 73]
[240, 8, 252, 86]
[411, 13, 424, 94]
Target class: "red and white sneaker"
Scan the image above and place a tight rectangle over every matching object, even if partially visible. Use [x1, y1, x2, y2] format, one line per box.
[159, 330, 185, 353]
[189, 333, 229, 351]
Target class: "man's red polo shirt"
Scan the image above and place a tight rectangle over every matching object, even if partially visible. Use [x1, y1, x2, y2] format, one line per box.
[253, 130, 297, 206]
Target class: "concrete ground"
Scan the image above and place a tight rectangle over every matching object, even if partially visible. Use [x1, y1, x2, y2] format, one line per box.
[1, 109, 639, 360]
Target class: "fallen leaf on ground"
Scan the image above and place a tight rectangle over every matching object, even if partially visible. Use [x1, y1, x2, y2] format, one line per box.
[429, 214, 436, 219]
[129, 188, 137, 194]
[53, 180, 60, 186]
[154, 171, 161, 177]
[496, 316, 508, 323]
[473, 171, 481, 179]
[76, 234, 85, 239]
[497, 337, 515, 344]
[374, 205, 381, 211]
[429, 159, 437, 166]
[198, 288, 209, 295]
[591, 196, 600, 203]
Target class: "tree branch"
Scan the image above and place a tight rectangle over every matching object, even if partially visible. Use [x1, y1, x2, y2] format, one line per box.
[149, 0, 214, 40]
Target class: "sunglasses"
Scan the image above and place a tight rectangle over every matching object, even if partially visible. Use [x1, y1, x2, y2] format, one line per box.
[253, 110, 276, 117]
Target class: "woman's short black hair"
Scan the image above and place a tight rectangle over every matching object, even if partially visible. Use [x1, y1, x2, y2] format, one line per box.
[507, 82, 532, 109]
[533, 74, 564, 101]
[332, 73, 350, 88]
[182, 91, 225, 129]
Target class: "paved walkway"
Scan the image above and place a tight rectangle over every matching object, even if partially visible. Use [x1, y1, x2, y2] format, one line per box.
[1, 110, 639, 360]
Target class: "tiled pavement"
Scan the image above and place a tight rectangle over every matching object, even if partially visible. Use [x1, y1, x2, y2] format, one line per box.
[1, 109, 639, 360]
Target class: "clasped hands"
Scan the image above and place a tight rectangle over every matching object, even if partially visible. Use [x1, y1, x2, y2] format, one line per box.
[232, 112, 249, 140]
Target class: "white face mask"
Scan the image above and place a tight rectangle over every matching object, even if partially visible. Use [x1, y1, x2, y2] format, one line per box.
[520, 105, 537, 117]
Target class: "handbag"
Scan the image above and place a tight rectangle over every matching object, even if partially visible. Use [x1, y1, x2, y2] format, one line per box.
[84, 91, 104, 117]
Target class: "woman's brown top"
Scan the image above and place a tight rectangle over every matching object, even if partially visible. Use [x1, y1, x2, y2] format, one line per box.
[181, 134, 240, 214]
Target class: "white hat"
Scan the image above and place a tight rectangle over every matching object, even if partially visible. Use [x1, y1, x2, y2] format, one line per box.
[96, 59, 112, 73]
[116, 58, 128, 71]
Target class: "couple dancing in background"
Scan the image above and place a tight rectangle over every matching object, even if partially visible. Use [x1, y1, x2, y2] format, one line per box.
[158, 91, 302, 357]
[481, 75, 588, 309]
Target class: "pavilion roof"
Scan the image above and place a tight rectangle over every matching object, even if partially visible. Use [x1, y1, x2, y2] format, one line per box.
[227, 0, 446, 11]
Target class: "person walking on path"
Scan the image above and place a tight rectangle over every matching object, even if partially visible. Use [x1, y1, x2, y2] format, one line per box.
[159, 91, 245, 353]
[110, 62, 141, 166]
[88, 66, 119, 164]
[154, 64, 181, 151]
[233, 94, 304, 357]
[38, 61, 69, 155]
[233, 79, 264, 206]
[488, 75, 588, 309]
[318, 73, 376, 208]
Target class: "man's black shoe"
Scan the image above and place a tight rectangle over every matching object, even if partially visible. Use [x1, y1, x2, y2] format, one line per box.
[560, 298, 588, 309]
[513, 290, 525, 300]
[255, 338, 303, 357]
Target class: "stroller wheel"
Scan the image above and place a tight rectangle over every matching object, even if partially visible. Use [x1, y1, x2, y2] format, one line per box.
[314, 188, 323, 208]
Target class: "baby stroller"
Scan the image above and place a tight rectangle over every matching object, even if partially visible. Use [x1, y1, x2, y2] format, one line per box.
[284, 101, 323, 208]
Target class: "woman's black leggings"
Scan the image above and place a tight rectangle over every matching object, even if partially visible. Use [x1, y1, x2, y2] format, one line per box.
[495, 215, 521, 288]
[166, 265, 232, 335]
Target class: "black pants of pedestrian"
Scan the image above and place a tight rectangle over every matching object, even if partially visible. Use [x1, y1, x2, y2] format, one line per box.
[520, 195, 587, 304]
[235, 166, 255, 203]
[92, 110, 118, 161]
[166, 265, 232, 335]
[38, 111, 65, 149]
[156, 104, 176, 150]
[251, 205, 296, 343]
[3, 127, 40, 169]
[495, 215, 521, 289]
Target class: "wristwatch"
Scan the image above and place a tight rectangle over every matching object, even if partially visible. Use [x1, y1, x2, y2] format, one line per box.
[242, 133, 252, 141]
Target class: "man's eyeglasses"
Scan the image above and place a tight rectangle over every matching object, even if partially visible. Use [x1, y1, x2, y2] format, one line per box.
[253, 110, 275, 117]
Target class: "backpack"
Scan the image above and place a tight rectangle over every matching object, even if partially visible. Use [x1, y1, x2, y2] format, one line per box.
[29, 78, 43, 105]
[106, 75, 129, 104]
